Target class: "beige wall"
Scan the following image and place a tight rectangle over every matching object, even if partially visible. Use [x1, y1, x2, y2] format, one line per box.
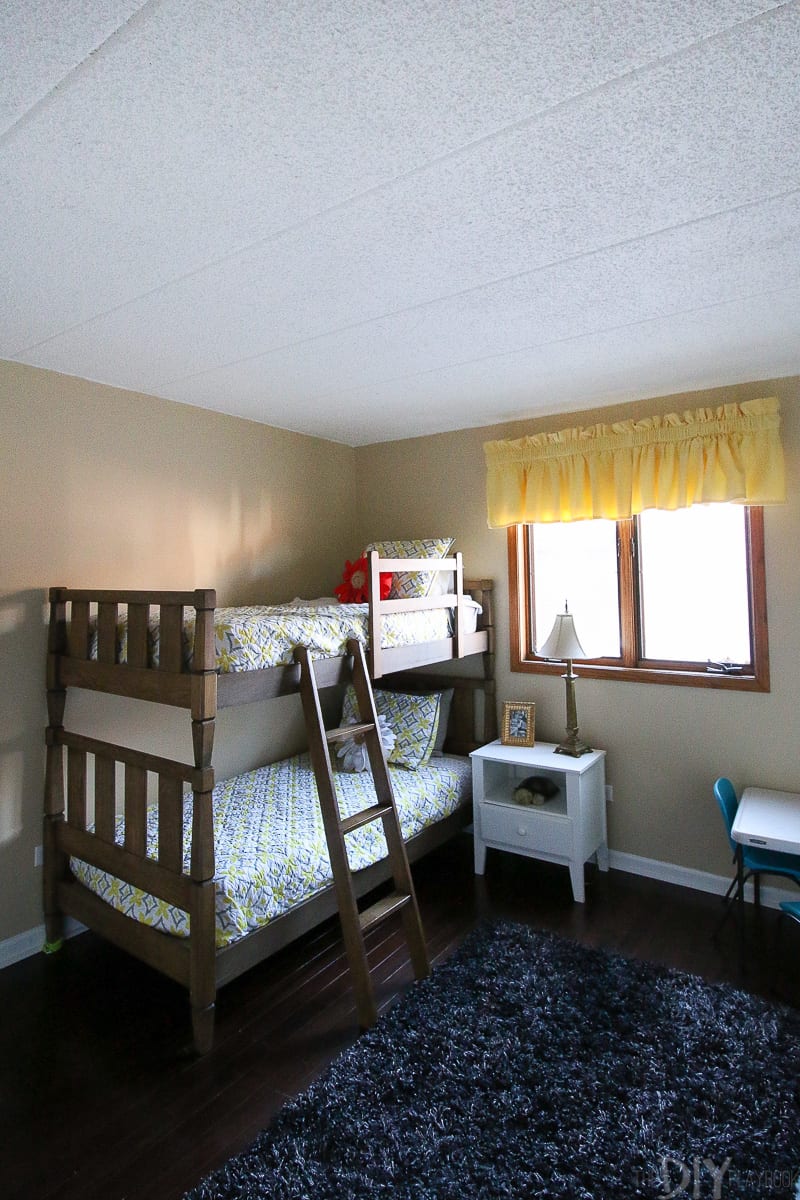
[355, 377, 800, 881]
[0, 360, 357, 944]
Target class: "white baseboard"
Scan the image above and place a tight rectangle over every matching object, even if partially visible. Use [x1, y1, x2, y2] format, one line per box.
[0, 917, 86, 971]
[608, 849, 798, 910]
[1, 851, 796, 970]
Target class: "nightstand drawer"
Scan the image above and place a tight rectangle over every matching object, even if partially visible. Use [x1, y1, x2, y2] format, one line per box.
[480, 802, 572, 857]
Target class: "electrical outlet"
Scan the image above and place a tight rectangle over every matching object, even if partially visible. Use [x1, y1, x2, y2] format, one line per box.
[605, 784, 613, 804]
[34, 845, 43, 867]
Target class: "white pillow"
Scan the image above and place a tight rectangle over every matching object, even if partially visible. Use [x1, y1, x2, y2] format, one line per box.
[336, 713, 396, 772]
[428, 570, 455, 597]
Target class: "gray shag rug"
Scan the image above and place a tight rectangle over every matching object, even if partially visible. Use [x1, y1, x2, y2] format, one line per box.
[185, 921, 800, 1199]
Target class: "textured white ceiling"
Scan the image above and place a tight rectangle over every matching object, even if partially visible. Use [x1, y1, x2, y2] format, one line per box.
[2, 1, 799, 445]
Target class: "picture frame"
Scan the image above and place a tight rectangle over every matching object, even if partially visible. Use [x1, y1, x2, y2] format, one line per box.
[501, 700, 535, 748]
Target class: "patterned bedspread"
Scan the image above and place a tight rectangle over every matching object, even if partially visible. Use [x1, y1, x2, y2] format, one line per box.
[70, 752, 471, 947]
[95, 599, 481, 672]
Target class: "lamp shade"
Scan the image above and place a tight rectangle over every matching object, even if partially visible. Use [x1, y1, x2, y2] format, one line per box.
[538, 609, 587, 661]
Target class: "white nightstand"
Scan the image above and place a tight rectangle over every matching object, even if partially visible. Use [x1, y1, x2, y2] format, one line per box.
[470, 740, 608, 903]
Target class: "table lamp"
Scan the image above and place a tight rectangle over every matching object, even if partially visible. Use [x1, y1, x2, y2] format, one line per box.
[538, 603, 592, 757]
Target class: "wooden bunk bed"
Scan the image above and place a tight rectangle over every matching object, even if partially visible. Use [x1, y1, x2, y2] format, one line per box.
[43, 552, 495, 1053]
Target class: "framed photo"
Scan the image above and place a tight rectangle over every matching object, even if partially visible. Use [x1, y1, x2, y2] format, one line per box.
[501, 701, 535, 747]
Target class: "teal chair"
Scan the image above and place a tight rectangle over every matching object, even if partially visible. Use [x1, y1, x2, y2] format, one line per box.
[775, 901, 800, 995]
[713, 777, 800, 936]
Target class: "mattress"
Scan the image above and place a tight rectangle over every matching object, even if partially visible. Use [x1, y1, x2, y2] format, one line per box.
[92, 598, 481, 673]
[70, 752, 472, 947]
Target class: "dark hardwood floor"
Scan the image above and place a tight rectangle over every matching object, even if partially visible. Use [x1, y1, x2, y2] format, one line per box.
[5, 835, 798, 1200]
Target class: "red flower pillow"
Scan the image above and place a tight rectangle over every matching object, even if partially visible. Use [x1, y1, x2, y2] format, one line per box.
[334, 556, 392, 604]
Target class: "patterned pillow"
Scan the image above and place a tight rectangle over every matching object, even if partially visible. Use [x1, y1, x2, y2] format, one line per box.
[365, 538, 455, 599]
[432, 687, 455, 754]
[340, 685, 442, 770]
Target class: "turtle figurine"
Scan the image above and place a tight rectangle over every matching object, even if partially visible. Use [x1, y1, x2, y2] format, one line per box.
[513, 775, 559, 806]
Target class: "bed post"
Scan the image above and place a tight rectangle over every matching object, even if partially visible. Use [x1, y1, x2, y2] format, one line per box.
[366, 552, 382, 679]
[188, 591, 218, 1051]
[468, 578, 497, 743]
[190, 589, 217, 769]
[453, 553, 465, 658]
[191, 868, 219, 1056]
[43, 588, 68, 951]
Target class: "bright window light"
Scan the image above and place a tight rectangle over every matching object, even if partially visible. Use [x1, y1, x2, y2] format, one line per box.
[638, 506, 751, 664]
[532, 520, 620, 658]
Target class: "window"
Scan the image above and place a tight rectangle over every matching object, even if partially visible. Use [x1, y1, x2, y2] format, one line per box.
[509, 505, 769, 691]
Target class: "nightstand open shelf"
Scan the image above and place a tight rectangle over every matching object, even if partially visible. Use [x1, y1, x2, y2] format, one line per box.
[482, 788, 569, 819]
[470, 739, 608, 903]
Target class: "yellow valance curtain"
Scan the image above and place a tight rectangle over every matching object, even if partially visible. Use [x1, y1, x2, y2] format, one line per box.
[484, 397, 785, 527]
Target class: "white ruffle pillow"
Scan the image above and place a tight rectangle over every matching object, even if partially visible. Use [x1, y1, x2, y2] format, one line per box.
[336, 712, 396, 773]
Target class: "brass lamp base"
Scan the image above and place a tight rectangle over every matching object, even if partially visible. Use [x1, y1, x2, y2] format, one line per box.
[554, 660, 592, 757]
[554, 732, 593, 757]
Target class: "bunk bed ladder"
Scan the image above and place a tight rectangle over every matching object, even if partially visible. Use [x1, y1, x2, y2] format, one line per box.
[294, 638, 430, 1028]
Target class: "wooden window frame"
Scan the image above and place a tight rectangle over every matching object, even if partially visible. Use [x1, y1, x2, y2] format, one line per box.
[508, 506, 770, 692]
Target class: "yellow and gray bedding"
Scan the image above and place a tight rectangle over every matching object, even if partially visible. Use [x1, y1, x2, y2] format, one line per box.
[94, 599, 481, 672]
[70, 752, 471, 947]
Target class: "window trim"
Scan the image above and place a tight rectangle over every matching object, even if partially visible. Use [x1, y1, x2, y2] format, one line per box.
[507, 506, 770, 692]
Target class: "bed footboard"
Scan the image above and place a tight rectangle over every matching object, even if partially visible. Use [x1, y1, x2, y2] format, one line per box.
[43, 725, 217, 1053]
[47, 587, 218, 766]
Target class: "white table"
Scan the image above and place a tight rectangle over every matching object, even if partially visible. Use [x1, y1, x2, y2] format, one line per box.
[470, 740, 608, 903]
[731, 787, 800, 855]
[729, 785, 800, 967]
